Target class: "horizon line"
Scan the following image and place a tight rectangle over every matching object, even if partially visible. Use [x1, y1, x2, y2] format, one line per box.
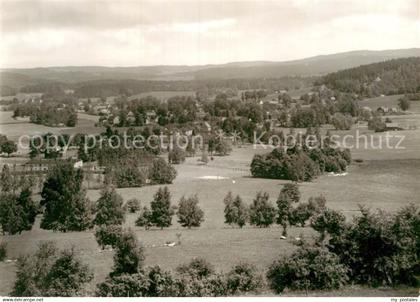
[2, 47, 419, 70]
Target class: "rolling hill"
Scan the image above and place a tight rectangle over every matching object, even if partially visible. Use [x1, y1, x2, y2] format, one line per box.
[1, 49, 419, 92]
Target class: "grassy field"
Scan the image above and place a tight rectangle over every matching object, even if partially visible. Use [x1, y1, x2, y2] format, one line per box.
[358, 94, 420, 113]
[1, 139, 419, 295]
[0, 102, 419, 296]
[0, 111, 102, 154]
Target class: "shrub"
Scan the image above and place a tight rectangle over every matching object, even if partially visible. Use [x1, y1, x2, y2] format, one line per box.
[114, 166, 146, 188]
[96, 273, 149, 297]
[168, 147, 186, 164]
[398, 97, 410, 111]
[95, 224, 123, 249]
[368, 115, 387, 132]
[125, 198, 141, 213]
[176, 258, 215, 279]
[225, 263, 263, 295]
[307, 195, 327, 215]
[146, 266, 179, 297]
[331, 113, 353, 130]
[267, 244, 348, 294]
[176, 273, 228, 297]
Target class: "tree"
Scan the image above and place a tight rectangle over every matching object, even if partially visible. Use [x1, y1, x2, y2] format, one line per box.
[311, 208, 346, 241]
[276, 183, 300, 235]
[331, 113, 353, 130]
[327, 205, 420, 286]
[398, 97, 410, 111]
[15, 188, 37, 231]
[43, 248, 93, 296]
[40, 161, 92, 232]
[0, 189, 37, 235]
[368, 115, 387, 132]
[223, 192, 248, 228]
[176, 195, 204, 229]
[12, 242, 93, 297]
[111, 230, 145, 276]
[249, 191, 276, 228]
[1, 140, 17, 157]
[135, 206, 153, 230]
[0, 164, 13, 192]
[148, 158, 177, 184]
[288, 203, 312, 227]
[95, 224, 123, 249]
[0, 242, 6, 261]
[150, 187, 174, 229]
[279, 183, 300, 203]
[94, 188, 125, 226]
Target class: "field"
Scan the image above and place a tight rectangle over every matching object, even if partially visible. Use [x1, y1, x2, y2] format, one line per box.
[0, 111, 101, 154]
[1, 139, 420, 295]
[0, 98, 419, 296]
[359, 94, 420, 112]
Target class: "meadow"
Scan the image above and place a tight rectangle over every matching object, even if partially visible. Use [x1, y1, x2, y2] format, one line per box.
[0, 98, 419, 296]
[0, 111, 101, 154]
[1, 138, 419, 295]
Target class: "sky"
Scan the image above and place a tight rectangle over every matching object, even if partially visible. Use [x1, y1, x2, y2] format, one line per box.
[0, 0, 419, 68]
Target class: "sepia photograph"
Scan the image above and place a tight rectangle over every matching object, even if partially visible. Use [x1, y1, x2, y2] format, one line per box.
[0, 0, 419, 299]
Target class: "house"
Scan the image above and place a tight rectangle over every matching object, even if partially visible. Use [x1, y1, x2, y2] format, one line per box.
[145, 110, 157, 124]
[113, 116, 120, 125]
[73, 160, 83, 169]
[385, 122, 403, 131]
[127, 111, 136, 123]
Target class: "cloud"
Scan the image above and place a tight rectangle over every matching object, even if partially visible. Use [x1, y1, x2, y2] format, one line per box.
[0, 0, 419, 67]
